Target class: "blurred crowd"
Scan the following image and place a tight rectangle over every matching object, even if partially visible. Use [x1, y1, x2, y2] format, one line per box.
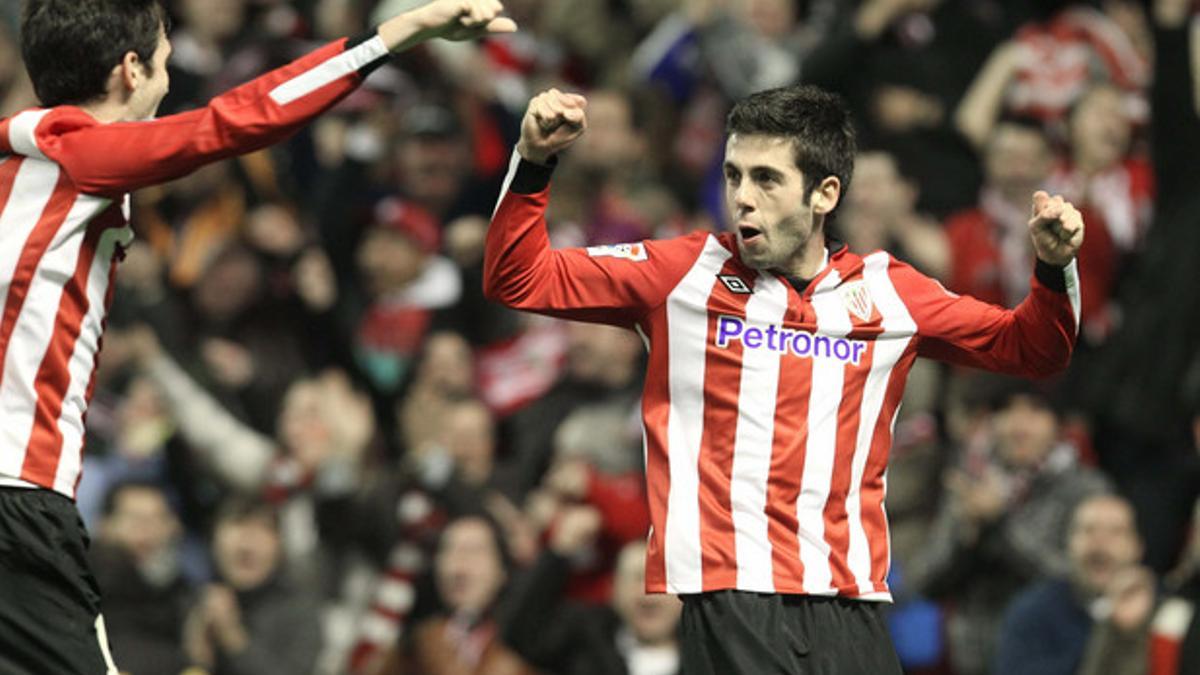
[3, 0, 1200, 673]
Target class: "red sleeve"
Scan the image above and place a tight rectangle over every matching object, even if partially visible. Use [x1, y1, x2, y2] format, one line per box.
[483, 152, 708, 328]
[892, 256, 1081, 377]
[24, 35, 390, 196]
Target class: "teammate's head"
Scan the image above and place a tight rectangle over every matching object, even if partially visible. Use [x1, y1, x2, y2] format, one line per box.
[723, 85, 856, 273]
[21, 0, 169, 114]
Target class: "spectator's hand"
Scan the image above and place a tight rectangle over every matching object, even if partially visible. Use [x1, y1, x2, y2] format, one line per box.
[293, 248, 338, 312]
[122, 324, 164, 368]
[115, 241, 165, 299]
[1029, 191, 1085, 267]
[545, 458, 591, 500]
[202, 585, 250, 655]
[549, 505, 603, 556]
[1154, 0, 1192, 28]
[855, 0, 940, 39]
[183, 602, 215, 668]
[200, 338, 256, 389]
[379, 0, 517, 51]
[444, 215, 489, 267]
[319, 369, 375, 461]
[946, 468, 1008, 527]
[1107, 566, 1156, 633]
[873, 85, 943, 133]
[517, 89, 588, 166]
[486, 493, 541, 565]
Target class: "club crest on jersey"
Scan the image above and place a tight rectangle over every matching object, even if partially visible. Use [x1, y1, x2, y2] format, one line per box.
[839, 281, 874, 322]
[718, 274, 752, 294]
[586, 242, 648, 262]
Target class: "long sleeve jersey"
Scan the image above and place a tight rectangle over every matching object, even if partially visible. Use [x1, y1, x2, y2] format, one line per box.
[0, 33, 390, 498]
[484, 154, 1082, 600]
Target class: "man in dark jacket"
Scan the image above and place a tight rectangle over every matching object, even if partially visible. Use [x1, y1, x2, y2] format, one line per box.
[183, 497, 322, 675]
[502, 505, 681, 675]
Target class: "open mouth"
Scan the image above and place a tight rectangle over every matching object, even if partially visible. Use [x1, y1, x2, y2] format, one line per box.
[738, 223, 763, 243]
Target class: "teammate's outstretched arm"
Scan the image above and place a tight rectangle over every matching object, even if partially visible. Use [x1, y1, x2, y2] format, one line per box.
[4, 0, 515, 196]
[484, 89, 710, 326]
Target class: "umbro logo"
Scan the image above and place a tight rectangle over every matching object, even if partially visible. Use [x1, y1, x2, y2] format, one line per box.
[718, 274, 752, 294]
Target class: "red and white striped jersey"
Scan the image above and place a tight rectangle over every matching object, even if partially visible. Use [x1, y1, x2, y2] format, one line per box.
[0, 34, 390, 498]
[485, 155, 1082, 600]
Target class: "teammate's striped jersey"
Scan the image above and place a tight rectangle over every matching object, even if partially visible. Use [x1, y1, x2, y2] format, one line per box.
[485, 155, 1082, 600]
[0, 34, 391, 498]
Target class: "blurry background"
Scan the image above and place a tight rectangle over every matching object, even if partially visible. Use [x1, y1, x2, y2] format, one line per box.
[2, 0, 1198, 673]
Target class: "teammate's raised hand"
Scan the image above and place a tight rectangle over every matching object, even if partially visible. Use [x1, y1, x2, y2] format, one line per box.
[379, 0, 516, 52]
[1028, 190, 1084, 267]
[516, 89, 588, 166]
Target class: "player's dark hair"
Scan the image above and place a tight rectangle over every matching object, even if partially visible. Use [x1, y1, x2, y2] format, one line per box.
[726, 84, 857, 208]
[20, 0, 167, 107]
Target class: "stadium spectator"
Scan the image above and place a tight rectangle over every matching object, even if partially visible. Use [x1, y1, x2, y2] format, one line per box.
[350, 197, 460, 402]
[505, 321, 645, 499]
[839, 148, 949, 280]
[372, 513, 537, 675]
[907, 384, 1109, 675]
[184, 496, 322, 675]
[1048, 82, 1154, 254]
[91, 480, 193, 675]
[955, 1, 1149, 147]
[993, 493, 1152, 675]
[503, 528, 682, 675]
[944, 118, 1117, 337]
[804, 0, 1012, 216]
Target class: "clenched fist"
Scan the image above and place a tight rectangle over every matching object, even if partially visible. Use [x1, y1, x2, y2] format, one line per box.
[516, 88, 588, 166]
[378, 0, 517, 51]
[1028, 190, 1085, 267]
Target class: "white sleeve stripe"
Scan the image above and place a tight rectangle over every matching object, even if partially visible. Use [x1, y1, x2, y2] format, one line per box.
[492, 147, 523, 218]
[268, 35, 389, 106]
[9, 110, 51, 161]
[1064, 259, 1081, 336]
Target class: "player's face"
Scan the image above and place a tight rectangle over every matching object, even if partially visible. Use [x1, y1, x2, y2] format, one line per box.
[723, 133, 821, 274]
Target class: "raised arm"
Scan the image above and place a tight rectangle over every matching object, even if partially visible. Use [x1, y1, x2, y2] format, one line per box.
[0, 0, 515, 196]
[907, 191, 1083, 377]
[483, 88, 707, 327]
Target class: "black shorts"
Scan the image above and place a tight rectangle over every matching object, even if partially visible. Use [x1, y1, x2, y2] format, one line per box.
[0, 487, 118, 675]
[680, 590, 903, 675]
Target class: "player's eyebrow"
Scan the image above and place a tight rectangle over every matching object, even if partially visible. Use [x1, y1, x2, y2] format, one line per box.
[748, 165, 785, 182]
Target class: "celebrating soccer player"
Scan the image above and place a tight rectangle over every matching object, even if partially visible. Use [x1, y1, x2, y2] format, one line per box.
[0, 1, 513, 672]
[484, 86, 1083, 673]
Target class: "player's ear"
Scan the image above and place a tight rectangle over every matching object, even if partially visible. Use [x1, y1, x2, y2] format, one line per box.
[810, 176, 841, 216]
[118, 51, 144, 93]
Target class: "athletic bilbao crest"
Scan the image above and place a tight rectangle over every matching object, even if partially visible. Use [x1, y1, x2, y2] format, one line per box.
[586, 242, 648, 261]
[840, 281, 874, 321]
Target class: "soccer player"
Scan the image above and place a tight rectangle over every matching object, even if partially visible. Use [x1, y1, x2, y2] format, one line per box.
[484, 86, 1084, 673]
[0, 1, 513, 673]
